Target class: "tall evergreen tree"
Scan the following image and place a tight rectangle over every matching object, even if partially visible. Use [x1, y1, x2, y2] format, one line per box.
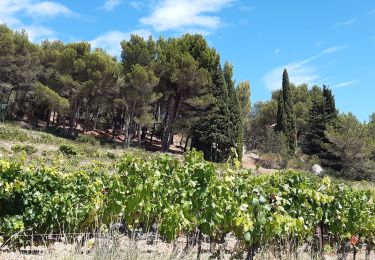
[275, 69, 296, 150]
[224, 62, 243, 160]
[236, 80, 251, 123]
[191, 58, 231, 162]
[303, 85, 337, 158]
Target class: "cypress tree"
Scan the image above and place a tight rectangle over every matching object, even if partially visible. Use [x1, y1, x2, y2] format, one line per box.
[224, 62, 243, 160]
[303, 85, 337, 158]
[275, 91, 285, 132]
[275, 69, 296, 150]
[191, 58, 231, 162]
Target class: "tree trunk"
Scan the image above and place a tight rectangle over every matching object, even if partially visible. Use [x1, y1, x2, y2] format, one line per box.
[69, 101, 80, 135]
[123, 115, 130, 148]
[161, 95, 175, 152]
[83, 104, 90, 132]
[138, 124, 142, 147]
[52, 110, 56, 125]
[162, 92, 182, 152]
[184, 135, 190, 152]
[46, 109, 50, 128]
[93, 106, 100, 130]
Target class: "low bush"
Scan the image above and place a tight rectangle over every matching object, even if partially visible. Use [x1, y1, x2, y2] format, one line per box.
[76, 134, 99, 146]
[259, 153, 284, 169]
[11, 145, 37, 155]
[58, 144, 78, 155]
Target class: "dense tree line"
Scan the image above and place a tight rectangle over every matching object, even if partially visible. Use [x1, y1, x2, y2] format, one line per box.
[0, 25, 248, 162]
[245, 68, 375, 181]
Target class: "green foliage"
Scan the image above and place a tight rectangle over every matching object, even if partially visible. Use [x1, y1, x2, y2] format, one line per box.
[11, 145, 37, 155]
[1, 150, 373, 253]
[75, 134, 99, 146]
[259, 153, 284, 169]
[224, 62, 243, 160]
[58, 144, 78, 155]
[34, 82, 69, 114]
[324, 113, 375, 181]
[236, 80, 251, 123]
[275, 69, 296, 151]
[303, 85, 337, 158]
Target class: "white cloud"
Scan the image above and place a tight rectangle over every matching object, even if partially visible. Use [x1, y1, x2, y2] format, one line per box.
[102, 0, 122, 11]
[0, 0, 74, 41]
[262, 56, 320, 91]
[0, 0, 73, 18]
[23, 25, 55, 41]
[90, 29, 152, 57]
[332, 80, 360, 88]
[320, 45, 347, 54]
[140, 0, 234, 32]
[27, 1, 73, 17]
[332, 18, 357, 28]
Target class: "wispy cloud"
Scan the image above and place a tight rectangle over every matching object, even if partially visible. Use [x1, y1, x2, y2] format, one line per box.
[90, 29, 152, 57]
[274, 48, 280, 54]
[332, 80, 360, 88]
[262, 44, 358, 91]
[140, 0, 234, 32]
[332, 18, 357, 28]
[367, 9, 375, 15]
[262, 56, 320, 91]
[129, 1, 144, 10]
[27, 1, 73, 17]
[320, 45, 347, 54]
[0, 0, 74, 41]
[102, 0, 122, 11]
[239, 6, 253, 12]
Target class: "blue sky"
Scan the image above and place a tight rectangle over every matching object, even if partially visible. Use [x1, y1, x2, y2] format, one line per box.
[1, 0, 374, 121]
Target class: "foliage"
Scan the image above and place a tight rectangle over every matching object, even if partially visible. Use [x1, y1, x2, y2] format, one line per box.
[0, 150, 373, 255]
[302, 85, 337, 160]
[259, 153, 284, 169]
[236, 80, 251, 123]
[324, 113, 375, 181]
[275, 69, 296, 151]
[11, 145, 37, 155]
[58, 144, 78, 156]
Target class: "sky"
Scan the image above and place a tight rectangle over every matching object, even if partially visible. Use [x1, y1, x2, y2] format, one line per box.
[1, 0, 374, 121]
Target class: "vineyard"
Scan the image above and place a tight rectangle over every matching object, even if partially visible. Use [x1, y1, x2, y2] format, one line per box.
[0, 149, 374, 259]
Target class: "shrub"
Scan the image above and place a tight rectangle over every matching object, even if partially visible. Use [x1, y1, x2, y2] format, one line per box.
[286, 157, 306, 170]
[11, 145, 37, 155]
[259, 153, 283, 169]
[76, 134, 99, 146]
[106, 152, 117, 160]
[58, 145, 78, 155]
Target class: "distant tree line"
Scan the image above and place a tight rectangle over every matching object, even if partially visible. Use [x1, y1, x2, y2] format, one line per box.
[0, 24, 249, 162]
[246, 69, 375, 181]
